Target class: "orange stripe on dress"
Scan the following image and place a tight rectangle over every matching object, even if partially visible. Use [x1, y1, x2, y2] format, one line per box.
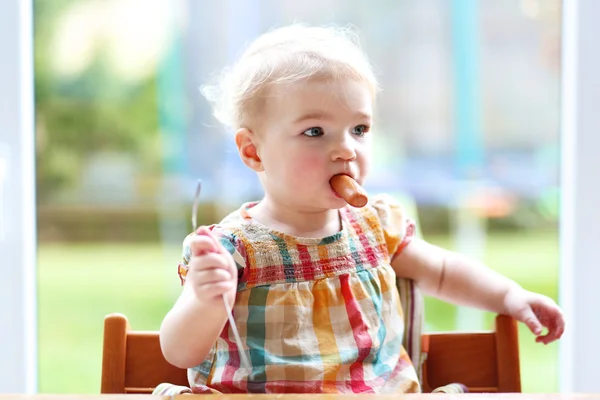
[178, 263, 188, 286]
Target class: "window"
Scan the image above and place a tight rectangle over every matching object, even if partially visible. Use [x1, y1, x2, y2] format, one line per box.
[34, 0, 562, 393]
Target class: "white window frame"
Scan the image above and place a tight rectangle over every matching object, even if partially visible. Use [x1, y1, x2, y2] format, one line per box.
[559, 0, 600, 392]
[0, 0, 37, 394]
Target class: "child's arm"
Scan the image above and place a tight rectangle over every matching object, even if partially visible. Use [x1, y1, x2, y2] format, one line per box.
[392, 237, 565, 344]
[160, 228, 238, 368]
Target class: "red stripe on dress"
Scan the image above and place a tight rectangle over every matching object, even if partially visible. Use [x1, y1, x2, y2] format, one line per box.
[297, 244, 315, 281]
[407, 279, 415, 361]
[346, 211, 380, 269]
[394, 220, 416, 258]
[339, 273, 374, 393]
[219, 322, 241, 387]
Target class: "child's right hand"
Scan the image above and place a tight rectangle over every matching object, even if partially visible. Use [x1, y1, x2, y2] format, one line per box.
[186, 226, 238, 305]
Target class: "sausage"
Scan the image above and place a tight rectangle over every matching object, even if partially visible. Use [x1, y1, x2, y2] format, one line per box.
[330, 174, 368, 208]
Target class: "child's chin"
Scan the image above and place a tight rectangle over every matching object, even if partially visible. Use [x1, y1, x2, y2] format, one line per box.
[303, 191, 347, 210]
[329, 197, 349, 209]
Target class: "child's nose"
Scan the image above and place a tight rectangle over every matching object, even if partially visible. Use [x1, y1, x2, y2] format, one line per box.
[331, 137, 357, 161]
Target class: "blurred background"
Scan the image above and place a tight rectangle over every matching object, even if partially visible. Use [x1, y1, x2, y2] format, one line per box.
[35, 0, 561, 393]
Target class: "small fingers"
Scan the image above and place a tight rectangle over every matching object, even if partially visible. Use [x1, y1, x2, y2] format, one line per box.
[520, 308, 543, 336]
[186, 253, 236, 302]
[544, 320, 566, 344]
[190, 267, 234, 285]
[189, 252, 234, 276]
[189, 235, 218, 256]
[544, 322, 564, 343]
[191, 227, 233, 258]
[536, 330, 560, 345]
[194, 280, 236, 301]
[533, 305, 565, 344]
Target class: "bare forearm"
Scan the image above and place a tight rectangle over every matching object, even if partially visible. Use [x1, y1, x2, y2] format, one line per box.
[395, 238, 565, 342]
[431, 250, 520, 314]
[395, 238, 521, 314]
[159, 288, 229, 368]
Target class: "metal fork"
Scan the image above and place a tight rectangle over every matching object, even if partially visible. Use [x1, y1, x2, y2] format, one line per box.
[192, 180, 251, 370]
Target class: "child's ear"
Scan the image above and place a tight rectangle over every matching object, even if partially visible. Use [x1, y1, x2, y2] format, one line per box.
[235, 128, 264, 172]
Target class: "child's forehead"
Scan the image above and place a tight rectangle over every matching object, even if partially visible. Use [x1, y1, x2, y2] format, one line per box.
[263, 79, 374, 121]
[267, 78, 374, 103]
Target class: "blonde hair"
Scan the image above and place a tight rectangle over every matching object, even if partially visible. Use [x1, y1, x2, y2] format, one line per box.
[201, 23, 379, 131]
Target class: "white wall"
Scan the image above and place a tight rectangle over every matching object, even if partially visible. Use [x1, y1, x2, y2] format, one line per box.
[0, 0, 37, 394]
[559, 0, 600, 392]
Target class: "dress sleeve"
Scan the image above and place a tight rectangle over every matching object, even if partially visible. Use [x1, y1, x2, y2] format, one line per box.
[370, 194, 416, 261]
[177, 225, 247, 286]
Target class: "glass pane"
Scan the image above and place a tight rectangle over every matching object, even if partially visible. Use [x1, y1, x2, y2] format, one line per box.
[36, 0, 561, 393]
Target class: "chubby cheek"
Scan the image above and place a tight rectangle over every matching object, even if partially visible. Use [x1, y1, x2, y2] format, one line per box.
[357, 154, 371, 183]
[283, 151, 327, 184]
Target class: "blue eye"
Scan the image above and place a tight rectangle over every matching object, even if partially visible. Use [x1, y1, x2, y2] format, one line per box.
[352, 125, 370, 136]
[302, 127, 324, 137]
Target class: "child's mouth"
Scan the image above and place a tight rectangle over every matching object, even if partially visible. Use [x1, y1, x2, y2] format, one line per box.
[329, 174, 369, 207]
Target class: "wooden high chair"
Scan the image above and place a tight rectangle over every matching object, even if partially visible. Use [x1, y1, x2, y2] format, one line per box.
[101, 313, 188, 394]
[101, 279, 521, 394]
[396, 278, 521, 393]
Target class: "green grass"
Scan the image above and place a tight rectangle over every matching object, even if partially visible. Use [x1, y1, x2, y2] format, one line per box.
[38, 230, 559, 393]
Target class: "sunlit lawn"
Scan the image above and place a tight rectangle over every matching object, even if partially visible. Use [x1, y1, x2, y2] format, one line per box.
[38, 230, 559, 393]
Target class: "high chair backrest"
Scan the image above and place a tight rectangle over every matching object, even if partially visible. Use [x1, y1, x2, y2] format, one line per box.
[396, 277, 521, 393]
[101, 313, 187, 394]
[420, 313, 521, 393]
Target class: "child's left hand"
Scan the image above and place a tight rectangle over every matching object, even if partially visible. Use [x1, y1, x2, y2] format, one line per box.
[503, 287, 565, 344]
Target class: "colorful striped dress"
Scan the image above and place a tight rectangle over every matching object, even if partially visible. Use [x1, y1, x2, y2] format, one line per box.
[177, 194, 421, 394]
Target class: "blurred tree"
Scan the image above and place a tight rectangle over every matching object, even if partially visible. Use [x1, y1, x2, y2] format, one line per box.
[34, 0, 161, 204]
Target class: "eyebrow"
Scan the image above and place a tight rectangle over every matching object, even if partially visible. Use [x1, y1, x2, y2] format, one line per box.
[293, 110, 372, 124]
[294, 111, 334, 124]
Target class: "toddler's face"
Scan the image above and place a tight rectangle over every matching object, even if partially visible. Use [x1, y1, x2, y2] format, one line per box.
[255, 77, 373, 211]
